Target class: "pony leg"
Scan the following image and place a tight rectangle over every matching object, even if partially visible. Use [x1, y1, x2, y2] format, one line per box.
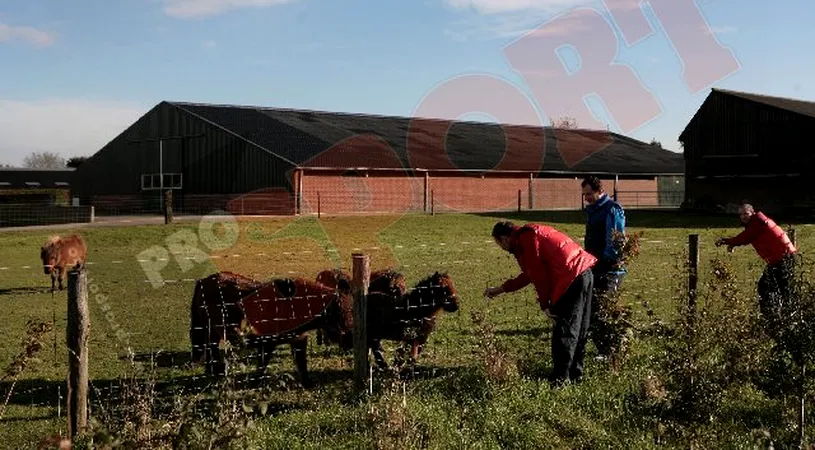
[410, 339, 422, 360]
[206, 345, 228, 376]
[50, 273, 56, 293]
[58, 269, 65, 291]
[371, 339, 389, 370]
[256, 340, 275, 374]
[291, 335, 313, 388]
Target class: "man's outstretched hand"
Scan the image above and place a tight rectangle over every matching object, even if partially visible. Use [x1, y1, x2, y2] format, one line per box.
[484, 286, 503, 299]
[715, 238, 735, 252]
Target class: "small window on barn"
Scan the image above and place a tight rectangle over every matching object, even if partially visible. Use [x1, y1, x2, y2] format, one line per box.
[141, 174, 157, 190]
[25, 182, 41, 187]
[163, 173, 183, 189]
[142, 173, 182, 190]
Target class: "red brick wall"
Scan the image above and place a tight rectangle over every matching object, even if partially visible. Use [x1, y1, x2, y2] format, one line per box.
[613, 179, 659, 208]
[301, 172, 659, 214]
[531, 178, 583, 210]
[301, 173, 424, 214]
[429, 174, 530, 213]
[531, 177, 658, 210]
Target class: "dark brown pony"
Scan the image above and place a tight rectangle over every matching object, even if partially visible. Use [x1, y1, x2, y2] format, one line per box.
[40, 234, 87, 292]
[366, 271, 460, 369]
[189, 271, 262, 364]
[316, 268, 459, 369]
[189, 271, 353, 387]
[316, 268, 407, 297]
[314, 268, 407, 346]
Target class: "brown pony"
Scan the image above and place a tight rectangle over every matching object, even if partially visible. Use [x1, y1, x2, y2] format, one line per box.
[40, 234, 87, 292]
[189, 271, 354, 387]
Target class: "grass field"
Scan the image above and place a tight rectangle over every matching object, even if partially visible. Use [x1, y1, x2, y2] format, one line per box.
[0, 210, 812, 449]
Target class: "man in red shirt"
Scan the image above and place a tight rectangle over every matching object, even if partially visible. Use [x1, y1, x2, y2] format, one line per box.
[484, 221, 597, 387]
[715, 203, 797, 329]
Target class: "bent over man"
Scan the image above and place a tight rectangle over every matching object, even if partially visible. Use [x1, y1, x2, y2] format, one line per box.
[715, 203, 797, 333]
[484, 221, 597, 387]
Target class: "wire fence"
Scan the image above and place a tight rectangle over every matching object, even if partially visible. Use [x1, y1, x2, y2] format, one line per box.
[0, 188, 685, 229]
[6, 194, 815, 450]
[1, 218, 712, 447]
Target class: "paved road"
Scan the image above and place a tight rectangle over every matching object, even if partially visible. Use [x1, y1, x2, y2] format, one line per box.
[0, 215, 209, 232]
[0, 213, 303, 233]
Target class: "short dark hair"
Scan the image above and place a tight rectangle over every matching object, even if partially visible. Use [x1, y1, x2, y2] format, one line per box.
[492, 221, 516, 239]
[581, 176, 603, 192]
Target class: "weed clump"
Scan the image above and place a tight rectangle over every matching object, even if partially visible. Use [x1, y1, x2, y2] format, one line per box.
[470, 310, 518, 386]
[591, 230, 642, 371]
[1, 319, 53, 420]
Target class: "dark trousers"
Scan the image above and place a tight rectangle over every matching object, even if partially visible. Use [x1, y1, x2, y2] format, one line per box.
[589, 268, 626, 356]
[757, 254, 796, 338]
[548, 269, 594, 386]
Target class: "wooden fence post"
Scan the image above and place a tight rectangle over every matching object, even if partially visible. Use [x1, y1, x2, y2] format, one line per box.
[352, 253, 371, 394]
[788, 226, 805, 446]
[424, 171, 430, 213]
[528, 173, 534, 210]
[517, 189, 521, 212]
[688, 234, 699, 316]
[164, 190, 173, 224]
[431, 190, 435, 216]
[317, 192, 321, 219]
[67, 268, 89, 439]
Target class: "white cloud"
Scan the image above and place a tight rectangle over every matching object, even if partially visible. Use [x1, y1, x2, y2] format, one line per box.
[203, 39, 217, 48]
[445, 0, 591, 15]
[445, 5, 603, 41]
[705, 25, 737, 35]
[442, 0, 645, 41]
[0, 99, 148, 166]
[0, 22, 54, 46]
[162, 0, 302, 18]
[446, 12, 551, 41]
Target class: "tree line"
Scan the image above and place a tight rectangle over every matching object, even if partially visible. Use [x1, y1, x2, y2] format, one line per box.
[1, 152, 88, 169]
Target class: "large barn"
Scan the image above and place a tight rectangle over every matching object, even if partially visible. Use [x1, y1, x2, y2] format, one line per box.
[73, 101, 684, 216]
[680, 88, 815, 214]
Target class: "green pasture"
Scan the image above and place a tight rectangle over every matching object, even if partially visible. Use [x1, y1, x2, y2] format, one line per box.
[0, 210, 811, 448]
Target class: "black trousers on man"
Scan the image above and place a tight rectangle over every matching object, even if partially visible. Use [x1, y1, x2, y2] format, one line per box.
[548, 269, 594, 387]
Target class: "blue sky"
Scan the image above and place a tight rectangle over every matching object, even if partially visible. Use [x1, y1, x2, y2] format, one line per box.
[0, 0, 812, 166]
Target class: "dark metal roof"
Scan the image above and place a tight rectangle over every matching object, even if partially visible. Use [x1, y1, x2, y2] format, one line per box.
[168, 101, 684, 175]
[713, 88, 815, 119]
[0, 169, 74, 188]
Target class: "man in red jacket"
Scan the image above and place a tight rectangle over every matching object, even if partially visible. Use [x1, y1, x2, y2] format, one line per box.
[715, 203, 797, 329]
[484, 221, 597, 387]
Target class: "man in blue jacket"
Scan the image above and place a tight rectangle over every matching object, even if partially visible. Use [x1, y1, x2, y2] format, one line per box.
[581, 176, 626, 358]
